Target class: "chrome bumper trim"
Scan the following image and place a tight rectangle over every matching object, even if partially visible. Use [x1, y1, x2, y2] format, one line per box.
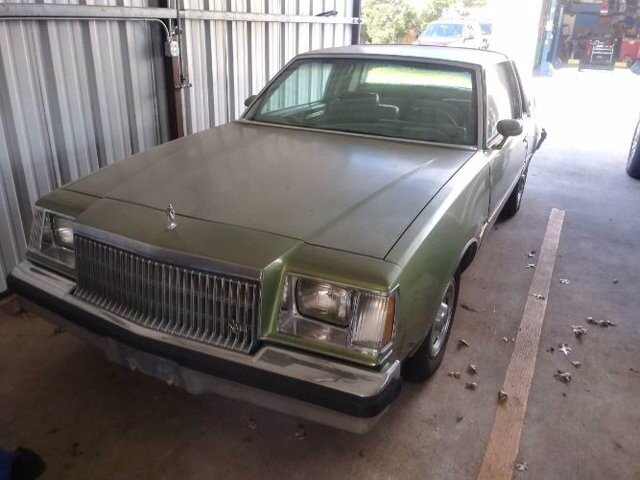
[9, 260, 401, 431]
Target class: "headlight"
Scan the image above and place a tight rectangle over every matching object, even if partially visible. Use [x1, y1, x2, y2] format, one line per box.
[277, 275, 397, 361]
[296, 278, 352, 326]
[28, 207, 75, 272]
[52, 216, 75, 249]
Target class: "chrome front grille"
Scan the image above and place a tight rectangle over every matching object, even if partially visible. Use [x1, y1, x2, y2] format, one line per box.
[73, 235, 260, 353]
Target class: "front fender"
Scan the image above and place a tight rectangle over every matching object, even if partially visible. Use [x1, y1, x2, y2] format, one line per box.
[386, 152, 491, 359]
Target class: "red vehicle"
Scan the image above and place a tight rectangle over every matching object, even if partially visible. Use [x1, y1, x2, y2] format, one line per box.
[619, 38, 640, 65]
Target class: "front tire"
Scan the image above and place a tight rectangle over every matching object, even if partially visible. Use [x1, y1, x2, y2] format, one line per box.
[402, 274, 460, 383]
[501, 168, 528, 219]
[627, 119, 640, 179]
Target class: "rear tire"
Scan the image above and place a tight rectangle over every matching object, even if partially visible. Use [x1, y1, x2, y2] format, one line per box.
[402, 274, 460, 383]
[501, 168, 528, 219]
[627, 119, 640, 179]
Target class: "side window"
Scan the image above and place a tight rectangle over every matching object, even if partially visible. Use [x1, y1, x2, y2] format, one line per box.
[485, 63, 522, 140]
[260, 62, 333, 114]
[510, 61, 531, 114]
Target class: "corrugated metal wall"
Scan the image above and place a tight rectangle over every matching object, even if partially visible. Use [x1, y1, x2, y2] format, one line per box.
[0, 0, 356, 293]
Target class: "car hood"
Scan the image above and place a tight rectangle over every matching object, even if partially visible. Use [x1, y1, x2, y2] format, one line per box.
[65, 122, 474, 259]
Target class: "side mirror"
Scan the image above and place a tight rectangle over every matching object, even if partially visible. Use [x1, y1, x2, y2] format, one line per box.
[494, 119, 523, 149]
[497, 119, 523, 138]
[244, 95, 257, 107]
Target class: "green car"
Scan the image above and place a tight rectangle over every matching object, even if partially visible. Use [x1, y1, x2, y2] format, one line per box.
[8, 45, 545, 433]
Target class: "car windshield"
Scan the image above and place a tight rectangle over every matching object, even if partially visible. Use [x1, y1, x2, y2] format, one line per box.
[245, 59, 477, 146]
[421, 23, 463, 38]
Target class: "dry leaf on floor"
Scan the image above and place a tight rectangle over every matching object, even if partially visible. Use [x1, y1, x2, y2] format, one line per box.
[572, 361, 582, 368]
[248, 418, 258, 430]
[467, 364, 478, 375]
[294, 425, 306, 440]
[559, 279, 570, 285]
[448, 371, 461, 379]
[586, 317, 617, 328]
[554, 370, 572, 384]
[502, 337, 509, 343]
[571, 325, 587, 338]
[498, 390, 509, 404]
[558, 343, 572, 356]
[526, 264, 536, 269]
[458, 338, 470, 348]
[515, 461, 528, 472]
[50, 326, 65, 336]
[461, 303, 486, 313]
[531, 294, 545, 300]
[465, 382, 477, 391]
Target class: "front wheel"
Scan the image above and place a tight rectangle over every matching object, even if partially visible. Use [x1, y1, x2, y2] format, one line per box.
[501, 168, 528, 219]
[627, 119, 640, 179]
[402, 274, 459, 383]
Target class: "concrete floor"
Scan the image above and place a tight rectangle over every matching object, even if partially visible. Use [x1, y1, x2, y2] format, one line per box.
[1, 69, 639, 480]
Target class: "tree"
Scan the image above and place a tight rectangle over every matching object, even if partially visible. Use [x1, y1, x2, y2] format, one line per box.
[361, 0, 418, 44]
[361, 0, 487, 44]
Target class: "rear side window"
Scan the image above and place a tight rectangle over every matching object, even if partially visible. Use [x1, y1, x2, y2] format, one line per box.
[485, 63, 522, 140]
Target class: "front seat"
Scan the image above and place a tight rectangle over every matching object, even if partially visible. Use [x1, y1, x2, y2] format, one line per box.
[326, 92, 399, 124]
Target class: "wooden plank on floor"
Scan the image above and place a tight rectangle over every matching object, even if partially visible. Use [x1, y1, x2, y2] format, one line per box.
[477, 208, 565, 480]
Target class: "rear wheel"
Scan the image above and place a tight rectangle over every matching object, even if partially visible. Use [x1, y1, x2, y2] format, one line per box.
[627, 119, 640, 179]
[501, 168, 528, 219]
[402, 274, 459, 383]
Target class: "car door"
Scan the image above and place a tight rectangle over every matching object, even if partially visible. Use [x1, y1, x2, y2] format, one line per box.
[484, 62, 528, 219]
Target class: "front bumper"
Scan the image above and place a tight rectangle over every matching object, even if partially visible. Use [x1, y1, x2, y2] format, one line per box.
[7, 260, 401, 433]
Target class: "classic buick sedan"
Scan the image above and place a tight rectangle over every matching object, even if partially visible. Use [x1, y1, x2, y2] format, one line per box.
[8, 45, 545, 432]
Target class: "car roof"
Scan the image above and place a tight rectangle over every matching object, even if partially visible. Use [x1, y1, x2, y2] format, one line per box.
[298, 44, 509, 68]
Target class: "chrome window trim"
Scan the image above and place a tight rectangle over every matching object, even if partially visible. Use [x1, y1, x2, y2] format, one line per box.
[236, 120, 478, 151]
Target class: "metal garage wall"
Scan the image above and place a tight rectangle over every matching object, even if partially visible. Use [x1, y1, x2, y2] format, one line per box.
[182, 0, 355, 134]
[0, 0, 357, 293]
[0, 1, 169, 293]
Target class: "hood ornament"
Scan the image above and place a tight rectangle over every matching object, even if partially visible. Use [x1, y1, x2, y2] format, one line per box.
[166, 203, 177, 231]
